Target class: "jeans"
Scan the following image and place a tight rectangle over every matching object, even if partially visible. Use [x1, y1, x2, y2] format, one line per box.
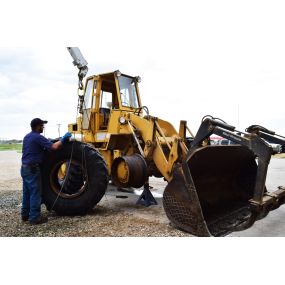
[21, 165, 42, 222]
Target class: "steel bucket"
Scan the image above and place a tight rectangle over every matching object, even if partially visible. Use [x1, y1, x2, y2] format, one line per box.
[163, 145, 258, 236]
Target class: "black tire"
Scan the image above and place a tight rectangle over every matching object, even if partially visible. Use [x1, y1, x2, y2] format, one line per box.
[42, 141, 108, 215]
[62, 164, 84, 195]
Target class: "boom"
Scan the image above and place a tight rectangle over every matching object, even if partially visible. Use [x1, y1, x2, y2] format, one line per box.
[67, 47, 88, 86]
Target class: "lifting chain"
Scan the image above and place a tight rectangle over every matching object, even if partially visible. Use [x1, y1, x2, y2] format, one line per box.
[77, 67, 87, 115]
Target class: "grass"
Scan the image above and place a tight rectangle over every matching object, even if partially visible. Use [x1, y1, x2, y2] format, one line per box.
[0, 143, 22, 152]
[274, 153, 285, 159]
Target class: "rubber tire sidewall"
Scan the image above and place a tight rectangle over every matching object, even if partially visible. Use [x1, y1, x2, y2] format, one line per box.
[42, 141, 108, 215]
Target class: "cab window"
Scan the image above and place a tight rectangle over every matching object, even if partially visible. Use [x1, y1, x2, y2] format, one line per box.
[118, 76, 139, 108]
[84, 79, 96, 109]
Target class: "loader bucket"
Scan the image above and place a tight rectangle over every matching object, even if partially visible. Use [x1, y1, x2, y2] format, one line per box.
[163, 145, 258, 236]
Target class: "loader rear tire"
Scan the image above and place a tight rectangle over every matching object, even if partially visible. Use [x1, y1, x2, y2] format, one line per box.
[41, 141, 108, 215]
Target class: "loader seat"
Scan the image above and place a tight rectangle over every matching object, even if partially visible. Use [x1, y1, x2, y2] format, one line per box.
[99, 107, 111, 129]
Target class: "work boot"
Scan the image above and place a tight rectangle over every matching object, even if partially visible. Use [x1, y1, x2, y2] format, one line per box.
[21, 216, 29, 222]
[29, 216, 48, 225]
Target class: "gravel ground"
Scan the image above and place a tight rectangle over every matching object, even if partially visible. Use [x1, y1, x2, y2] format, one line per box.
[0, 189, 191, 237]
[1, 150, 285, 237]
[0, 151, 191, 237]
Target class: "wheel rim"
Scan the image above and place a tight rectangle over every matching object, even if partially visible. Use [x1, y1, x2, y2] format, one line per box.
[49, 159, 87, 199]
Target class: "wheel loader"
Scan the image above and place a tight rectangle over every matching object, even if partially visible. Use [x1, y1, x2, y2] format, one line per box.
[41, 48, 285, 236]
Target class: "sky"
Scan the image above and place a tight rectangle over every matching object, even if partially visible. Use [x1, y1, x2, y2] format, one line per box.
[1, 1, 285, 140]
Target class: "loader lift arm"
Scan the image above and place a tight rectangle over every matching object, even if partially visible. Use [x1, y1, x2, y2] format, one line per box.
[246, 125, 285, 152]
[163, 117, 285, 236]
[246, 124, 285, 194]
[188, 118, 285, 216]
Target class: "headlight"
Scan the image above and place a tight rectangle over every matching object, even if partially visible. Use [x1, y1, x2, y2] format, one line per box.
[119, 116, 127, 124]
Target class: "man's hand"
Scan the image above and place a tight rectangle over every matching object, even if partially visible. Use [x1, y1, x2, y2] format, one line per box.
[51, 133, 72, 151]
[60, 132, 72, 143]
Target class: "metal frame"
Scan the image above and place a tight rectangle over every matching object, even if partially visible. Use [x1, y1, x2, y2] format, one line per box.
[185, 118, 285, 220]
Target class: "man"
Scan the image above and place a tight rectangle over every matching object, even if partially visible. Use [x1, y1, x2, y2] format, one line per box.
[21, 118, 72, 225]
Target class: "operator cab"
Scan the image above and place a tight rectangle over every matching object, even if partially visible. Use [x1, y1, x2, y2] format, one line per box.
[81, 71, 142, 133]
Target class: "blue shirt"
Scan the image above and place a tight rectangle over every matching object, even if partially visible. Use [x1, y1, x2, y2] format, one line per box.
[22, 131, 53, 165]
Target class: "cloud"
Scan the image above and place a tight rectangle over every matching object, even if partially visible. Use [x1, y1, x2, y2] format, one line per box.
[0, 48, 78, 139]
[1, 2, 285, 139]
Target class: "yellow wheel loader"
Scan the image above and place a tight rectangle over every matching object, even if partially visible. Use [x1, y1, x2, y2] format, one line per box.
[41, 48, 285, 236]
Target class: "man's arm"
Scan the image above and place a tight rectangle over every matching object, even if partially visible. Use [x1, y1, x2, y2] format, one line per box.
[50, 132, 72, 151]
[51, 140, 63, 151]
[38, 132, 72, 151]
